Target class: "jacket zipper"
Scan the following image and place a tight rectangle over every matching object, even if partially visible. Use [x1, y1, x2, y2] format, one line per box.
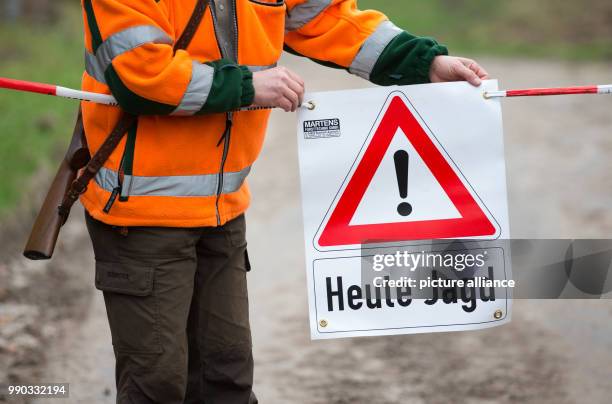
[215, 114, 232, 225]
[210, 0, 239, 225]
[231, 0, 238, 62]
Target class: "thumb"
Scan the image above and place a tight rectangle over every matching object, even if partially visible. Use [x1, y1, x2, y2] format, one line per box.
[456, 62, 482, 86]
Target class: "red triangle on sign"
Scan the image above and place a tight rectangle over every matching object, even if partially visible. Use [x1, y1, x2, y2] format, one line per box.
[317, 95, 497, 247]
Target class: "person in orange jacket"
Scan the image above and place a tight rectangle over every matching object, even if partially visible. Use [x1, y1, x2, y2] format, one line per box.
[80, 0, 488, 403]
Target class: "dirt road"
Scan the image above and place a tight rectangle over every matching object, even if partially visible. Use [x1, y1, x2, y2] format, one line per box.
[14, 56, 612, 403]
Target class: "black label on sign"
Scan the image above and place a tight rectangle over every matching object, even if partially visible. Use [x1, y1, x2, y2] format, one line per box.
[304, 118, 341, 139]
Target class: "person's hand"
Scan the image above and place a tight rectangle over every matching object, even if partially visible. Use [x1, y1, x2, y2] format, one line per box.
[252, 66, 305, 112]
[429, 56, 489, 87]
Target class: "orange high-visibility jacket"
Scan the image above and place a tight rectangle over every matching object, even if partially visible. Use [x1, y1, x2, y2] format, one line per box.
[80, 0, 447, 228]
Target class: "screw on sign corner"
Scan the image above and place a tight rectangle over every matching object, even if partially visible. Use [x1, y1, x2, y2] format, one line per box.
[319, 319, 328, 328]
[494, 309, 503, 320]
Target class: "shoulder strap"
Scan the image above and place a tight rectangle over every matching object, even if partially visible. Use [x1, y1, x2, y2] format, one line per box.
[59, 0, 209, 220]
[175, 0, 209, 52]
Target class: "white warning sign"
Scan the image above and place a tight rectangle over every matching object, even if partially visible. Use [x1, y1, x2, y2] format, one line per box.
[297, 81, 512, 340]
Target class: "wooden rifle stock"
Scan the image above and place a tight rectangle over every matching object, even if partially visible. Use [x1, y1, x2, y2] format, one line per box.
[23, 107, 90, 260]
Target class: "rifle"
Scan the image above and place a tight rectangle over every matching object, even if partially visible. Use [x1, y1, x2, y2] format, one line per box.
[23, 107, 90, 260]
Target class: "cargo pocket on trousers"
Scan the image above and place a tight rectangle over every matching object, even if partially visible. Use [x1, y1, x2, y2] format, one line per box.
[95, 261, 163, 354]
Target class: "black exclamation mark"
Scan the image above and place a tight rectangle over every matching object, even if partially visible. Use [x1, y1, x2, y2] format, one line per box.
[394, 150, 413, 216]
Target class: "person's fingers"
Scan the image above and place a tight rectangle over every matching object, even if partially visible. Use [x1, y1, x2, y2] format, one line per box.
[284, 69, 306, 106]
[468, 61, 489, 80]
[278, 96, 293, 112]
[285, 76, 305, 107]
[459, 58, 488, 80]
[285, 68, 305, 89]
[280, 86, 299, 111]
[455, 62, 482, 86]
[275, 69, 300, 111]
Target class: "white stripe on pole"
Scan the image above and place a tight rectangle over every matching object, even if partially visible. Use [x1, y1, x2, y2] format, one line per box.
[483, 90, 507, 99]
[56, 86, 118, 106]
[598, 85, 612, 94]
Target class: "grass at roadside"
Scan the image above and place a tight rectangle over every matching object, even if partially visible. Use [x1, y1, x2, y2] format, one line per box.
[359, 0, 612, 61]
[0, 5, 83, 216]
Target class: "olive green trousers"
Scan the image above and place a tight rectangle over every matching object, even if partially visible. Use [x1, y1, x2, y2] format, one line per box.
[86, 212, 257, 404]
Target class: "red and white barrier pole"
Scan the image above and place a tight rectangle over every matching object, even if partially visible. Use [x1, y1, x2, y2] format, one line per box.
[0, 76, 317, 111]
[0, 77, 118, 105]
[2, 76, 610, 107]
[484, 84, 612, 99]
[0, 76, 318, 111]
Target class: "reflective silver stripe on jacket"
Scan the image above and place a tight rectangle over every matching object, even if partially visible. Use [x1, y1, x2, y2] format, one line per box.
[85, 25, 173, 84]
[349, 20, 403, 80]
[285, 0, 332, 31]
[95, 166, 251, 198]
[85, 52, 107, 84]
[171, 61, 215, 116]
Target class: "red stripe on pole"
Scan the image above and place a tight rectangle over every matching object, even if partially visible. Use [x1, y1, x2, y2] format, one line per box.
[0, 77, 57, 96]
[506, 86, 598, 97]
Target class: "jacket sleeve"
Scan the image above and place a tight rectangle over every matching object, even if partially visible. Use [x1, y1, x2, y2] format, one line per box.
[284, 0, 449, 86]
[82, 0, 254, 116]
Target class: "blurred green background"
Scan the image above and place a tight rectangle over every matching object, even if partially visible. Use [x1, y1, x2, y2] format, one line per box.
[0, 0, 611, 216]
[361, 0, 612, 60]
[0, 1, 81, 215]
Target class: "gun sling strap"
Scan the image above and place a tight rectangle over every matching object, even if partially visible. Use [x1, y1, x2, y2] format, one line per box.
[58, 0, 210, 220]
